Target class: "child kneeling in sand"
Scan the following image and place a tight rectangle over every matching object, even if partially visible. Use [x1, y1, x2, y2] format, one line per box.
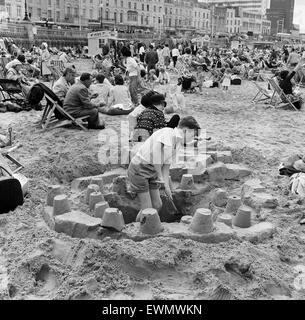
[127, 116, 201, 211]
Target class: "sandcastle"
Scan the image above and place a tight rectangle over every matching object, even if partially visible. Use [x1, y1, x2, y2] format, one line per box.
[42, 148, 276, 244]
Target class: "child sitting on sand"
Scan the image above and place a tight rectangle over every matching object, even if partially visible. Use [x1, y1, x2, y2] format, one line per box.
[158, 67, 170, 85]
[99, 75, 133, 115]
[147, 69, 159, 90]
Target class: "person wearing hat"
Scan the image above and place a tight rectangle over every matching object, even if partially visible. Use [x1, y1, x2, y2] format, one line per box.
[134, 91, 180, 137]
[5, 54, 26, 72]
[6, 59, 31, 95]
[127, 116, 201, 211]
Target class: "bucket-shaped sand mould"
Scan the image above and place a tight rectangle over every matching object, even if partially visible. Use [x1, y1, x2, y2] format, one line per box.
[53, 195, 71, 216]
[90, 177, 104, 192]
[233, 206, 252, 228]
[224, 196, 242, 215]
[212, 189, 228, 207]
[101, 208, 125, 232]
[140, 208, 164, 235]
[86, 184, 100, 204]
[46, 185, 62, 206]
[190, 208, 214, 234]
[94, 201, 109, 219]
[89, 192, 104, 211]
[180, 174, 195, 190]
[217, 213, 233, 227]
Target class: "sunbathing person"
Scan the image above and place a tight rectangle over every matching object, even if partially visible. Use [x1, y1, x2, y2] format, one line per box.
[99, 75, 134, 115]
[278, 61, 305, 110]
[90, 73, 112, 107]
[133, 91, 180, 141]
[63, 73, 105, 130]
[53, 67, 76, 102]
[6, 60, 31, 95]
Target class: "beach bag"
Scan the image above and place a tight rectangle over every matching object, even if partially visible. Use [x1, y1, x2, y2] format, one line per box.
[0, 166, 24, 214]
[231, 78, 242, 85]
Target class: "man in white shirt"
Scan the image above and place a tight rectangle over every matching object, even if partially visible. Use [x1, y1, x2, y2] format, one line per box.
[172, 46, 180, 68]
[127, 116, 201, 212]
[162, 44, 171, 68]
[139, 44, 146, 63]
[53, 67, 76, 102]
[122, 46, 140, 105]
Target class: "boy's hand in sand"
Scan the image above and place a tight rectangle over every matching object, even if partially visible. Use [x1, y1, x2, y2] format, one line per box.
[164, 183, 173, 200]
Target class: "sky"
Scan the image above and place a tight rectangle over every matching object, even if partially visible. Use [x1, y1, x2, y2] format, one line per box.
[294, 0, 305, 32]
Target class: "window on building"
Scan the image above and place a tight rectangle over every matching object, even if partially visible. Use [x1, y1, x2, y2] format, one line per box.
[48, 0, 51, 7]
[120, 12, 123, 23]
[37, 7, 41, 18]
[74, 7, 79, 17]
[89, 9, 93, 19]
[48, 10, 52, 19]
[56, 0, 60, 8]
[6, 4, 11, 16]
[114, 11, 117, 22]
[17, 6, 21, 17]
[56, 11, 60, 21]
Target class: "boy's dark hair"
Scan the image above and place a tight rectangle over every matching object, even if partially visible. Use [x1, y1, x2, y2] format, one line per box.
[121, 46, 131, 57]
[114, 75, 124, 85]
[96, 73, 105, 83]
[179, 116, 201, 130]
[80, 73, 92, 82]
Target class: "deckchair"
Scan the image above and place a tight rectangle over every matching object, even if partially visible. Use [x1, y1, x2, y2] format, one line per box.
[0, 79, 26, 105]
[251, 81, 272, 103]
[268, 78, 299, 111]
[37, 83, 89, 131]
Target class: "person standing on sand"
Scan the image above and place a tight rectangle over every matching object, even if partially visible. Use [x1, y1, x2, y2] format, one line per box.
[127, 116, 200, 211]
[145, 45, 159, 73]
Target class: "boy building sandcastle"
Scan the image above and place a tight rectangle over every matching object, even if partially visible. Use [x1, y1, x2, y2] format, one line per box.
[127, 116, 201, 211]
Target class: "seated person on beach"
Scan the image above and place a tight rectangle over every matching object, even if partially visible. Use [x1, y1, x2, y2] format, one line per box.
[127, 116, 201, 211]
[99, 75, 133, 115]
[53, 67, 76, 102]
[90, 73, 112, 107]
[6, 59, 31, 95]
[133, 91, 180, 141]
[63, 73, 105, 130]
[158, 67, 170, 85]
[278, 61, 305, 110]
[147, 69, 159, 90]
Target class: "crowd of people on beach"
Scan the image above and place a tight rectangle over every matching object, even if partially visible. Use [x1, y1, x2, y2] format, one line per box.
[1, 36, 305, 213]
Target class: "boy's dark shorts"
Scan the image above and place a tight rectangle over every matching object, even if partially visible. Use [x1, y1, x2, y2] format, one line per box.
[127, 161, 160, 194]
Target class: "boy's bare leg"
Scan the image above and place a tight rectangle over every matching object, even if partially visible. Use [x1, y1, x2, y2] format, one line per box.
[149, 189, 163, 212]
[138, 192, 153, 210]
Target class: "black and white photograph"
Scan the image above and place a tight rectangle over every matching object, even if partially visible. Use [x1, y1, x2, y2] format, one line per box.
[0, 0, 305, 312]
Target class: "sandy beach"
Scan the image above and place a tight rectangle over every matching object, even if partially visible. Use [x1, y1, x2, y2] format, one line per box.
[1, 60, 305, 300]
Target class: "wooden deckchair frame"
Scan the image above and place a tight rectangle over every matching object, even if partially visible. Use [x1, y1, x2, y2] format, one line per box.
[268, 78, 299, 111]
[40, 90, 89, 132]
[251, 81, 272, 103]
